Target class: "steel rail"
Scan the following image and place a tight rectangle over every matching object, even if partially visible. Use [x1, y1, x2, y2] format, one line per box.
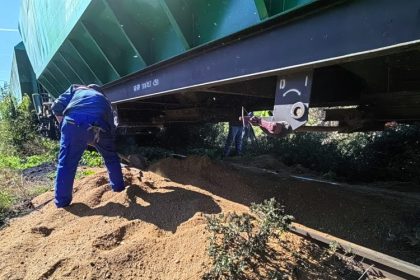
[290, 223, 420, 280]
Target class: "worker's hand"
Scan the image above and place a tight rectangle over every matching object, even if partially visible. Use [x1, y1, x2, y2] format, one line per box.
[56, 115, 63, 123]
[249, 116, 260, 125]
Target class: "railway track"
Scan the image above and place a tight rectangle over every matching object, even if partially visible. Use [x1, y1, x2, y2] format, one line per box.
[291, 223, 420, 280]
[225, 162, 420, 279]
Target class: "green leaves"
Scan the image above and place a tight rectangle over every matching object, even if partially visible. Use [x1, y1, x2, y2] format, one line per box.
[251, 198, 294, 238]
[204, 198, 293, 279]
[0, 92, 57, 158]
[80, 150, 104, 167]
[0, 154, 55, 170]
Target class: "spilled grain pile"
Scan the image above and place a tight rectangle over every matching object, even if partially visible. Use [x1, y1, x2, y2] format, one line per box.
[0, 157, 367, 279]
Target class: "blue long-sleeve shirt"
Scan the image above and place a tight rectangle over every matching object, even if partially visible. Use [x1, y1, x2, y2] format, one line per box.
[51, 85, 115, 132]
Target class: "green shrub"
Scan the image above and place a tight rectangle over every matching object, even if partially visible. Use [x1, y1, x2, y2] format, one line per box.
[0, 91, 56, 226]
[155, 123, 227, 149]
[0, 91, 58, 158]
[0, 156, 22, 169]
[204, 198, 293, 280]
[0, 154, 55, 170]
[245, 124, 420, 183]
[0, 94, 37, 155]
[80, 150, 104, 167]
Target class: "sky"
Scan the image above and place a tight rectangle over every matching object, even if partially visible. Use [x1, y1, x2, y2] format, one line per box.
[0, 1, 21, 87]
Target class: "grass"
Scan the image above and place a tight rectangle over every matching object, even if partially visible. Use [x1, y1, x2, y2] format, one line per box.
[0, 169, 54, 226]
[0, 143, 104, 226]
[0, 150, 103, 226]
[27, 185, 53, 197]
[76, 169, 96, 179]
[0, 191, 15, 213]
[0, 148, 104, 225]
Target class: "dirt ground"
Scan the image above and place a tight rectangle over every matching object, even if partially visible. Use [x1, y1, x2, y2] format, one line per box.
[0, 155, 418, 279]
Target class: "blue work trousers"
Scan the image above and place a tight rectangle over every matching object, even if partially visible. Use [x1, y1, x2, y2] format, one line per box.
[224, 125, 245, 157]
[54, 116, 124, 207]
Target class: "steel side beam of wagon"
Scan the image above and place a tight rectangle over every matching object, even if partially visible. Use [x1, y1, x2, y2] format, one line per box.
[103, 0, 420, 104]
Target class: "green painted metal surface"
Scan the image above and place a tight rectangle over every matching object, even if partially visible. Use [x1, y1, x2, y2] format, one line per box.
[9, 42, 38, 103]
[19, 0, 316, 97]
[19, 0, 91, 76]
[262, 0, 314, 17]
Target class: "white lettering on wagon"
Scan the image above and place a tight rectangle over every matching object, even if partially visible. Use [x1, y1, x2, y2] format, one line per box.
[133, 78, 160, 93]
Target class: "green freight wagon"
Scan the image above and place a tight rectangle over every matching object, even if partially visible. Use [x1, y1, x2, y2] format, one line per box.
[19, 0, 314, 96]
[9, 42, 38, 103]
[18, 0, 420, 134]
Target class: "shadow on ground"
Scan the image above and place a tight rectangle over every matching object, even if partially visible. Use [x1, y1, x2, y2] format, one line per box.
[65, 184, 222, 232]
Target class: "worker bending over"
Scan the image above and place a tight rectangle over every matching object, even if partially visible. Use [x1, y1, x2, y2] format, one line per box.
[51, 84, 125, 208]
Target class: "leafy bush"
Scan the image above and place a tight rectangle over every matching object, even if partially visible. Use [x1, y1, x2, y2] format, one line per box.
[80, 150, 104, 167]
[204, 198, 293, 280]
[0, 94, 36, 155]
[0, 92, 58, 157]
[0, 154, 56, 170]
[243, 124, 420, 183]
[154, 123, 227, 149]
[0, 91, 57, 225]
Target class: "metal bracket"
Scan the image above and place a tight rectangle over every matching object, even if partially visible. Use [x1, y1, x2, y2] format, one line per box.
[273, 71, 313, 130]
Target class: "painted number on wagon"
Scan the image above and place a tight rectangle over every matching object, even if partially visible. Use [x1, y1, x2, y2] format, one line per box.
[279, 79, 286, 90]
[133, 79, 160, 93]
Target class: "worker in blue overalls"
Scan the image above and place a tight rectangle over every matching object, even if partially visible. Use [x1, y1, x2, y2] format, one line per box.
[51, 84, 125, 208]
[223, 119, 245, 157]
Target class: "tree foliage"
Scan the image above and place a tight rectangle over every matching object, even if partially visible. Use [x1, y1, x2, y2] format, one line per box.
[0, 92, 39, 155]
